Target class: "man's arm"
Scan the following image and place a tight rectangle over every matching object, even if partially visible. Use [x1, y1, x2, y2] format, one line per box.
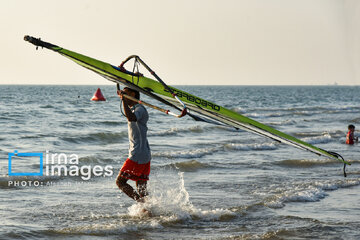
[117, 89, 138, 122]
[122, 98, 137, 122]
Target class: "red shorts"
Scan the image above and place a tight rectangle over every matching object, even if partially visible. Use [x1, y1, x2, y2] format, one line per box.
[119, 158, 150, 181]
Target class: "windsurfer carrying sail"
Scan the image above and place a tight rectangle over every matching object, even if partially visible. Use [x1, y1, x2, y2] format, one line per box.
[116, 87, 151, 202]
[346, 124, 358, 145]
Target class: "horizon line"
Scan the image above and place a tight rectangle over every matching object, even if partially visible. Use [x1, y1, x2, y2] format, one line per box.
[0, 83, 358, 86]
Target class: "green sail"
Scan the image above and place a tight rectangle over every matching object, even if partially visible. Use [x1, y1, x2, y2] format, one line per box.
[24, 35, 350, 166]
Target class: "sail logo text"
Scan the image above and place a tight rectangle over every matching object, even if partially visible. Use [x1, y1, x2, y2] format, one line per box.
[165, 87, 221, 111]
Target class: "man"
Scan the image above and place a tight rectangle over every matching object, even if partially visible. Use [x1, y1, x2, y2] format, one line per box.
[116, 87, 151, 202]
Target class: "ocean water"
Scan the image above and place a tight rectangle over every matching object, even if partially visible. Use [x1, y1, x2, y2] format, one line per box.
[0, 85, 359, 240]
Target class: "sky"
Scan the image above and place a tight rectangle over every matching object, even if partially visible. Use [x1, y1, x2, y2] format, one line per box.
[0, 0, 359, 85]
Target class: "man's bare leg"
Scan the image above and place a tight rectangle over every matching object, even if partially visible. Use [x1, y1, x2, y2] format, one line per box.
[136, 180, 148, 200]
[136, 180, 151, 215]
[116, 175, 142, 202]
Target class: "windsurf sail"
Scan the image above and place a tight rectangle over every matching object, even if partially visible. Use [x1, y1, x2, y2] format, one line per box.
[24, 35, 350, 176]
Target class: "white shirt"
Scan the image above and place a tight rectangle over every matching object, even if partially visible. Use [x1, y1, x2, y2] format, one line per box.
[127, 104, 151, 164]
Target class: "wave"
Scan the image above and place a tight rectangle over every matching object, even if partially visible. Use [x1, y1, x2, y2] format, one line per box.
[293, 131, 326, 138]
[326, 130, 346, 139]
[0, 115, 13, 120]
[149, 125, 204, 137]
[128, 172, 236, 221]
[20, 133, 52, 139]
[152, 147, 217, 159]
[244, 108, 319, 119]
[43, 172, 236, 237]
[62, 120, 124, 128]
[60, 121, 87, 128]
[231, 106, 245, 113]
[323, 106, 360, 114]
[49, 207, 235, 236]
[245, 112, 284, 118]
[293, 130, 346, 141]
[276, 159, 337, 168]
[264, 179, 360, 209]
[300, 133, 332, 144]
[156, 160, 209, 172]
[225, 142, 278, 151]
[39, 104, 54, 109]
[350, 117, 360, 123]
[61, 131, 128, 144]
[78, 155, 118, 165]
[240, 105, 360, 121]
[265, 119, 297, 126]
[92, 120, 122, 126]
[44, 220, 162, 236]
[153, 141, 279, 160]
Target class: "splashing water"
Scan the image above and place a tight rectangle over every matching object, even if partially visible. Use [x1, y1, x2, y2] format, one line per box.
[128, 172, 195, 220]
[127, 171, 235, 222]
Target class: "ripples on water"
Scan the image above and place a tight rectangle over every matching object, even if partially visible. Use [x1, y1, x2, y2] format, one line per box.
[0, 85, 359, 239]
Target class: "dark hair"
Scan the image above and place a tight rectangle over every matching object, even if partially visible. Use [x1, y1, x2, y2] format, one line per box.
[124, 87, 140, 100]
[348, 124, 355, 130]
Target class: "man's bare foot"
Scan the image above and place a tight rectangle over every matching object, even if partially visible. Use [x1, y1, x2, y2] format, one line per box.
[136, 196, 148, 203]
[137, 198, 145, 203]
[141, 208, 152, 217]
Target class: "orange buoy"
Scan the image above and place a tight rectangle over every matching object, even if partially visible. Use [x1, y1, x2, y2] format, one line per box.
[91, 88, 106, 101]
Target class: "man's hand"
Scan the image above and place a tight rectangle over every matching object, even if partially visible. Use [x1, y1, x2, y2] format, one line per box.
[118, 88, 137, 122]
[117, 89, 123, 97]
[117, 89, 127, 101]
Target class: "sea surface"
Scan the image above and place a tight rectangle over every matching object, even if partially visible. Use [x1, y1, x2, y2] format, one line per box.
[0, 85, 359, 240]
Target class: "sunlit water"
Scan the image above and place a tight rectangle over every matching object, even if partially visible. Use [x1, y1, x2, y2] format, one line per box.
[0, 85, 359, 239]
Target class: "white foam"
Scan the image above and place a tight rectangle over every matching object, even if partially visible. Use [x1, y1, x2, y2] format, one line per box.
[127, 172, 235, 222]
[265, 186, 328, 208]
[265, 179, 360, 209]
[128, 172, 193, 219]
[167, 160, 207, 172]
[57, 219, 162, 235]
[266, 119, 297, 126]
[225, 142, 277, 151]
[245, 112, 284, 118]
[153, 147, 217, 159]
[301, 133, 332, 144]
[314, 179, 360, 190]
[149, 125, 204, 137]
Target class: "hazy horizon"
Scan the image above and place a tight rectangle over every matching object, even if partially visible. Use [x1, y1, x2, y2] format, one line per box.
[1, 83, 357, 86]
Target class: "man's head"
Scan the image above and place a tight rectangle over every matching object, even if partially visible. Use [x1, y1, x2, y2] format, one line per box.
[123, 87, 140, 100]
[348, 124, 355, 131]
